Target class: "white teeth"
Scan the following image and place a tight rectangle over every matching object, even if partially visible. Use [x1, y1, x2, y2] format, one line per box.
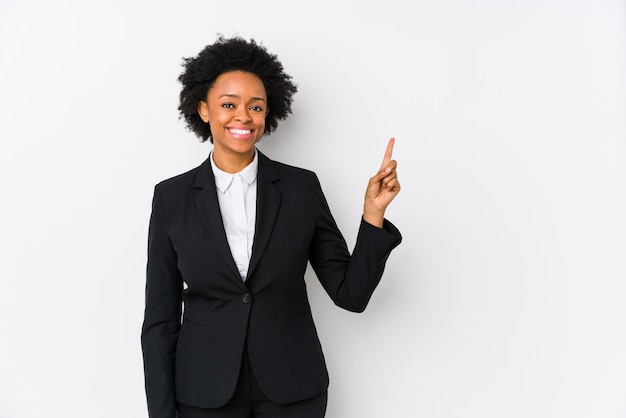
[230, 128, 251, 135]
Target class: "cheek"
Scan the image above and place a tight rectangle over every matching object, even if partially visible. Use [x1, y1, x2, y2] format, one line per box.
[255, 115, 266, 129]
[254, 119, 265, 141]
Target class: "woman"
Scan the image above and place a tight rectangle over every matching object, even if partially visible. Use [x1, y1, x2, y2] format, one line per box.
[141, 36, 402, 418]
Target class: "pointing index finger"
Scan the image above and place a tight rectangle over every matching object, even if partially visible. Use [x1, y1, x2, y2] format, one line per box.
[380, 137, 395, 169]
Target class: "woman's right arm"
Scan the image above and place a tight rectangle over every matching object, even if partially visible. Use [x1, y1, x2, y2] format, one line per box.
[141, 185, 183, 418]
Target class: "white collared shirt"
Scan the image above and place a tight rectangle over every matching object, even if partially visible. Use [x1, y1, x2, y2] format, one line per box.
[210, 151, 258, 281]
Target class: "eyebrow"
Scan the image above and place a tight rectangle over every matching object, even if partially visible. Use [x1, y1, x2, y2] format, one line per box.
[218, 93, 266, 102]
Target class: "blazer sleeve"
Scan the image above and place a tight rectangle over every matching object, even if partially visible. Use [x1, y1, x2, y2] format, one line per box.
[141, 185, 183, 418]
[308, 174, 402, 313]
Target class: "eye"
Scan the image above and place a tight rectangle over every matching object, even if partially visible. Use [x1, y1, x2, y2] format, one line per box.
[250, 105, 264, 112]
[221, 103, 235, 109]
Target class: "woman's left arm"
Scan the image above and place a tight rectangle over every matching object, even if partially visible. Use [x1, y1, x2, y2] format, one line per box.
[309, 138, 402, 312]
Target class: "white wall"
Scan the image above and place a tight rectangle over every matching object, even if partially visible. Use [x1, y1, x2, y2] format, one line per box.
[0, 1, 624, 417]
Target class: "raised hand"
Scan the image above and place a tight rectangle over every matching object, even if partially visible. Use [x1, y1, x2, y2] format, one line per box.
[363, 138, 401, 228]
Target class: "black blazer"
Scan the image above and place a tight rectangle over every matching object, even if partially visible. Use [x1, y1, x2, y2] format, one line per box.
[141, 150, 401, 417]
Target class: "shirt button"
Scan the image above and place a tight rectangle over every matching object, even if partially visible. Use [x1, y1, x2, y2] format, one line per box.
[241, 294, 251, 304]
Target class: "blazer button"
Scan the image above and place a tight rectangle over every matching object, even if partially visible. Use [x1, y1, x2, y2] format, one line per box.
[241, 293, 251, 304]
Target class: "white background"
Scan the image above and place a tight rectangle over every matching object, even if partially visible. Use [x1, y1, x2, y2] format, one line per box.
[1, 1, 624, 417]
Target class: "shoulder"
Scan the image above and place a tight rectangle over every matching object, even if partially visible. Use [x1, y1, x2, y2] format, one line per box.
[272, 159, 316, 178]
[259, 151, 319, 185]
[153, 159, 207, 196]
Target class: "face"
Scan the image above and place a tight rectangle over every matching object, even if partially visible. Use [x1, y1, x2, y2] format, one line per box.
[198, 71, 268, 168]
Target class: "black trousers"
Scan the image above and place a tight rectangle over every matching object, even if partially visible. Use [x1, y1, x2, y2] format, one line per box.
[176, 349, 328, 418]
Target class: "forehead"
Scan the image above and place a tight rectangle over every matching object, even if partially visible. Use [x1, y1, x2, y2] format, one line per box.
[209, 71, 266, 97]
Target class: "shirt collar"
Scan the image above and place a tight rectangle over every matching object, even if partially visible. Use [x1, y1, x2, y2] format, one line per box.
[210, 149, 259, 193]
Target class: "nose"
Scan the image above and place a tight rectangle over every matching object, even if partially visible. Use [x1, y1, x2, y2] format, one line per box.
[235, 106, 251, 123]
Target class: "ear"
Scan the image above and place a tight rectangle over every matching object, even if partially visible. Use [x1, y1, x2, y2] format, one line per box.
[197, 101, 210, 123]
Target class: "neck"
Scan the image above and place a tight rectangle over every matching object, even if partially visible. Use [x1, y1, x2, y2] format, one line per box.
[212, 148, 255, 174]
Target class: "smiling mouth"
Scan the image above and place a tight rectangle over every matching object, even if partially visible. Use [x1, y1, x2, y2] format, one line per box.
[228, 128, 252, 135]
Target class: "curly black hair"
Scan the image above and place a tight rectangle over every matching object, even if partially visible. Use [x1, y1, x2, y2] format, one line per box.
[178, 36, 298, 143]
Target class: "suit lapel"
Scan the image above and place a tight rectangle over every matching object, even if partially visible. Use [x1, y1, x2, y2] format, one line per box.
[193, 157, 243, 283]
[247, 151, 282, 279]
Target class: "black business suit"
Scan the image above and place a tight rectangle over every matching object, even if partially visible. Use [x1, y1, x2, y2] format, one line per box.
[141, 150, 401, 417]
